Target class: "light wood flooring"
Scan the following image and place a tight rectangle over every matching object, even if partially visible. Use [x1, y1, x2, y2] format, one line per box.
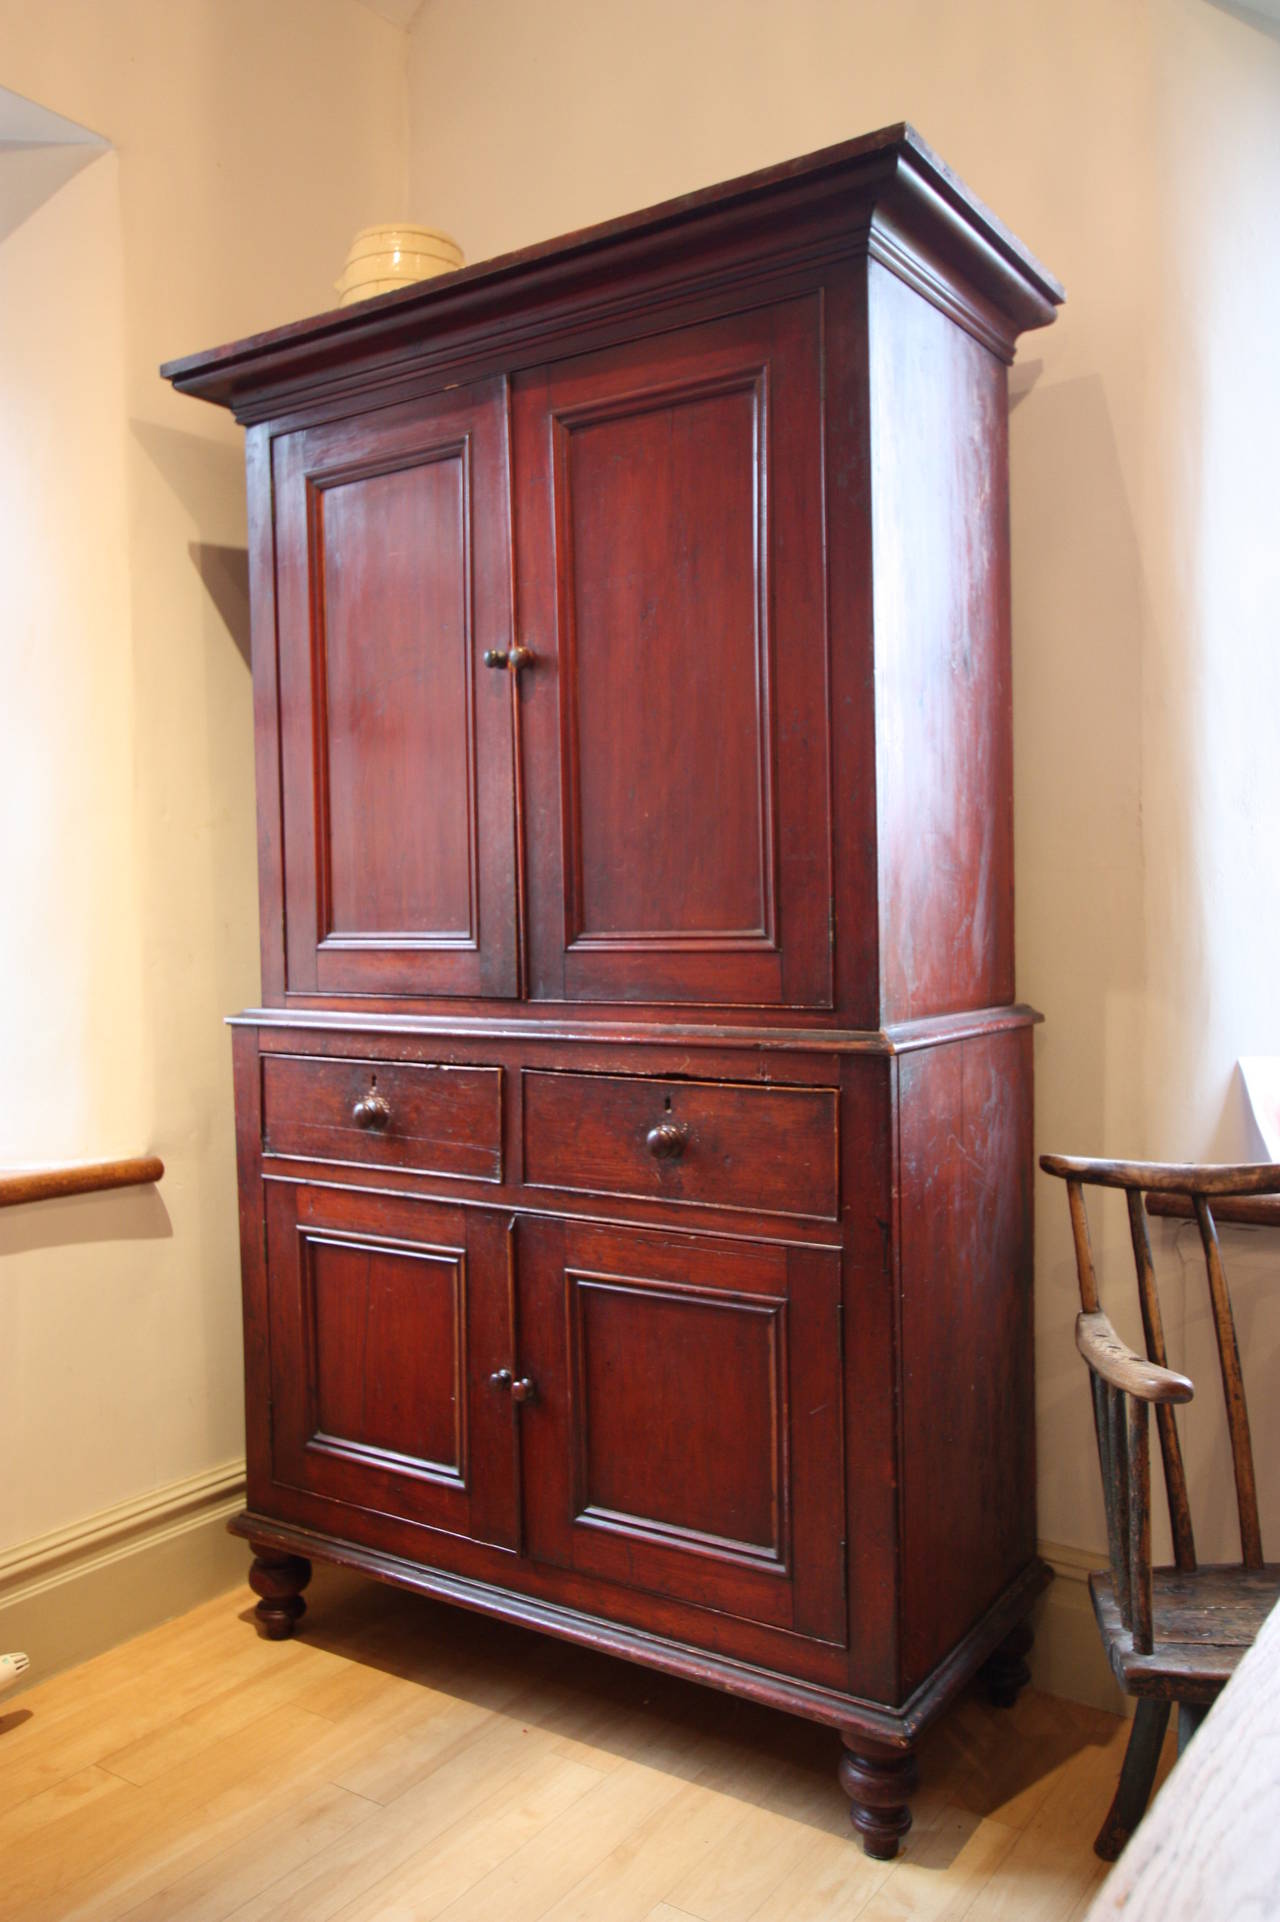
[0, 1565, 1163, 1922]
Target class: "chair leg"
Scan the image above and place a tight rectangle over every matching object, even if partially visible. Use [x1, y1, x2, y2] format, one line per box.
[1177, 1699, 1208, 1756]
[1094, 1698, 1170, 1861]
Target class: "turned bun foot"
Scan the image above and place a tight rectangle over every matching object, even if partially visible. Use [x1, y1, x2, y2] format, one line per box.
[838, 1739, 919, 1859]
[247, 1544, 312, 1640]
[981, 1618, 1034, 1709]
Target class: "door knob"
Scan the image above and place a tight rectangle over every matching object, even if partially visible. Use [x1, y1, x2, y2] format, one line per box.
[645, 1121, 688, 1161]
[490, 1369, 536, 1403]
[483, 646, 534, 673]
[352, 1090, 391, 1130]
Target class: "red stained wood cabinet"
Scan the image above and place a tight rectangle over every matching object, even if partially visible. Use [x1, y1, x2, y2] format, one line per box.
[163, 123, 1062, 1857]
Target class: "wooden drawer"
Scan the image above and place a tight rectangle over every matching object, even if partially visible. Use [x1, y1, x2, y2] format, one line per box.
[521, 1070, 839, 1220]
[261, 1053, 503, 1182]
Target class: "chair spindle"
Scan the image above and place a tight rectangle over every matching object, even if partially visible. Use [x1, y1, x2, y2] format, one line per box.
[1127, 1396, 1153, 1653]
[1192, 1196, 1263, 1569]
[1106, 1383, 1132, 1629]
[1067, 1177, 1100, 1313]
[1125, 1188, 1196, 1571]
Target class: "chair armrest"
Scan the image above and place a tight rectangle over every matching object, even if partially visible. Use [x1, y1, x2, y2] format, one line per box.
[1077, 1311, 1195, 1404]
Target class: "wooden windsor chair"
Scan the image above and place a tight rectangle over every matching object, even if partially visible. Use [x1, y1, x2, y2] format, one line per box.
[1041, 1154, 1280, 1859]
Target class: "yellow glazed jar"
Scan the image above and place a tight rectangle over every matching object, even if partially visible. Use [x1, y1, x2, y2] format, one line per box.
[335, 224, 464, 305]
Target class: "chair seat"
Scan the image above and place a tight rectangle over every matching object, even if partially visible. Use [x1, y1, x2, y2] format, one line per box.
[1090, 1563, 1280, 1701]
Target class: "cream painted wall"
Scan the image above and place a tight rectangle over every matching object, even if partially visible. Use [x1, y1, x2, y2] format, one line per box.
[1137, 0, 1280, 1562]
[0, 1, 408, 1556]
[405, 0, 1280, 1578]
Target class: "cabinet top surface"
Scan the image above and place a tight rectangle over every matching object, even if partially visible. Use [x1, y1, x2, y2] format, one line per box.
[160, 122, 1063, 413]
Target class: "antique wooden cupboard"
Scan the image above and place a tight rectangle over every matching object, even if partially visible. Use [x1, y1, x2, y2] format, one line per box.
[163, 124, 1062, 1856]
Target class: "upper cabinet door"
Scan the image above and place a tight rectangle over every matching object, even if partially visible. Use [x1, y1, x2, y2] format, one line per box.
[273, 379, 518, 1000]
[514, 300, 833, 1009]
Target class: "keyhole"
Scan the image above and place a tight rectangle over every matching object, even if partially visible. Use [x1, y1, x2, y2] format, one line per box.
[663, 1096, 672, 1112]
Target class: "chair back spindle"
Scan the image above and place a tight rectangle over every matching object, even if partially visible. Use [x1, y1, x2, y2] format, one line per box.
[1125, 1190, 1196, 1571]
[1067, 1177, 1100, 1313]
[1095, 1376, 1131, 1629]
[1126, 1396, 1153, 1653]
[1192, 1197, 1264, 1570]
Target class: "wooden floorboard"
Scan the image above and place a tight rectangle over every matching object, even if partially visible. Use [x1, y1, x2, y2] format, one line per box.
[0, 1566, 1161, 1922]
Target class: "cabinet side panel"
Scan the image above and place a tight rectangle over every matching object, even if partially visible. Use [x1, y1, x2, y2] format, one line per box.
[869, 262, 1014, 1023]
[898, 1027, 1035, 1696]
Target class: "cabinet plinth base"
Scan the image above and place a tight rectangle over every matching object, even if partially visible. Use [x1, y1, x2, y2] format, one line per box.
[247, 1541, 311, 1639]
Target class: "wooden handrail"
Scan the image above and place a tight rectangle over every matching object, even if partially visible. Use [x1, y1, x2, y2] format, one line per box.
[0, 1156, 164, 1210]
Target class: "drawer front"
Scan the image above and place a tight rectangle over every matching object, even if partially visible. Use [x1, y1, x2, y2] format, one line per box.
[521, 1070, 839, 1220]
[262, 1053, 503, 1182]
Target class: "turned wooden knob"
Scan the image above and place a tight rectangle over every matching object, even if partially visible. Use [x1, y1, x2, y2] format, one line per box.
[645, 1121, 688, 1161]
[491, 1369, 535, 1403]
[483, 645, 534, 672]
[352, 1089, 391, 1130]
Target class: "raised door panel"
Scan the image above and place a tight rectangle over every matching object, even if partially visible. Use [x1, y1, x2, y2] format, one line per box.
[273, 379, 518, 1000]
[264, 1183, 517, 1549]
[517, 1218, 845, 1643]
[513, 300, 833, 1008]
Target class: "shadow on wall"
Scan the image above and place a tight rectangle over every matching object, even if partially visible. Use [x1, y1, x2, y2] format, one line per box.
[0, 84, 107, 247]
[1008, 357, 1044, 412]
[1010, 364, 1149, 1554]
[1208, 1, 1280, 47]
[1013, 364, 1148, 1135]
[131, 419, 251, 665]
[189, 544, 250, 667]
[0, 1185, 172, 1258]
[130, 418, 245, 536]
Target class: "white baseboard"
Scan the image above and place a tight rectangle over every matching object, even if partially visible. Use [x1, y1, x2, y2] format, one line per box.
[1032, 1540, 1125, 1714]
[0, 1461, 249, 1690]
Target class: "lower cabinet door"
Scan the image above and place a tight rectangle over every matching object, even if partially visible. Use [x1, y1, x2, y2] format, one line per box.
[516, 1217, 846, 1643]
[264, 1182, 518, 1550]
